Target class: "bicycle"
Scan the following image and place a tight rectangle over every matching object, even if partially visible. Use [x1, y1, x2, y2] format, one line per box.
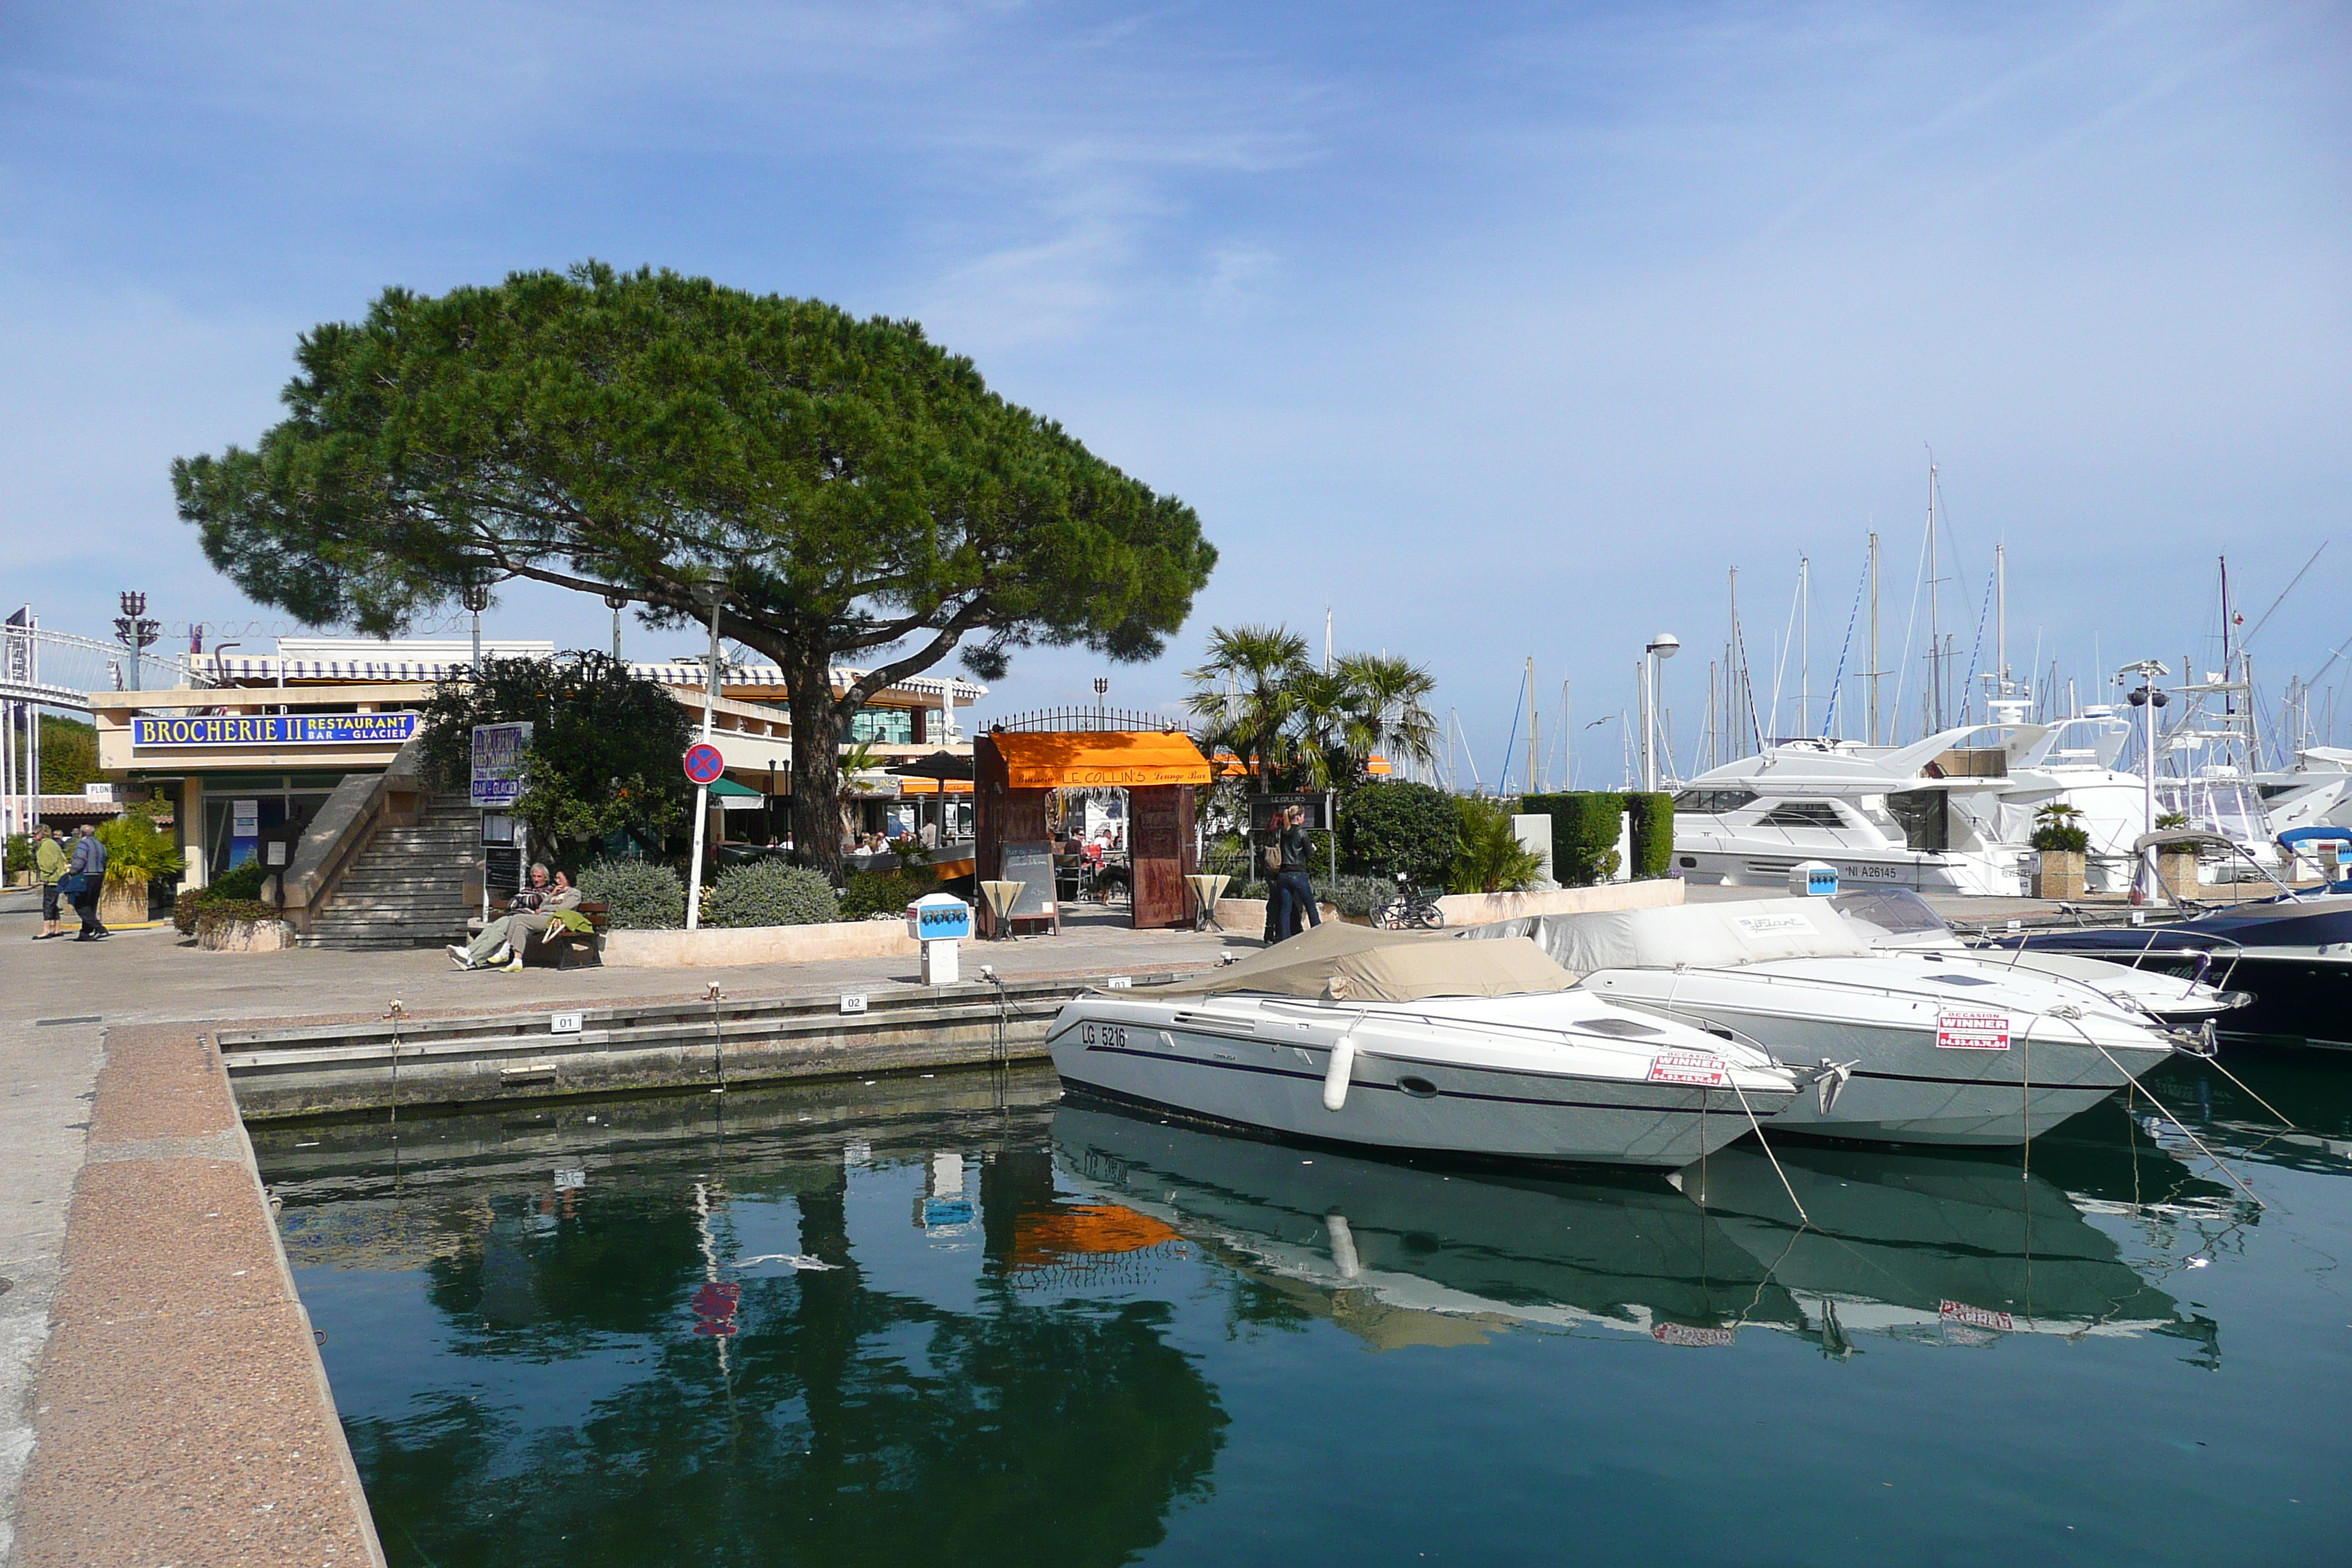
[1371, 871, 1446, 930]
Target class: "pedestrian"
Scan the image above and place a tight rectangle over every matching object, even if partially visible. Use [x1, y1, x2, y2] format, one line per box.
[32, 824, 69, 939]
[449, 862, 576, 970]
[64, 823, 109, 941]
[1275, 804, 1322, 941]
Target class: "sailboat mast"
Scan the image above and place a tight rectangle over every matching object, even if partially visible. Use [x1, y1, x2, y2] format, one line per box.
[1926, 459, 1942, 731]
[1526, 656, 1539, 794]
[1868, 530, 1881, 746]
[1996, 542, 2008, 697]
[1799, 555, 1811, 739]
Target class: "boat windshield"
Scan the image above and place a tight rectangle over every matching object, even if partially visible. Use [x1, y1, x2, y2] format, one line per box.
[1829, 889, 1950, 940]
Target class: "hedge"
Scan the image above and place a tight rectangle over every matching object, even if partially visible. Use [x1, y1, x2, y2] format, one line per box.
[1523, 792, 1625, 886]
[1337, 780, 1460, 885]
[1624, 791, 1675, 878]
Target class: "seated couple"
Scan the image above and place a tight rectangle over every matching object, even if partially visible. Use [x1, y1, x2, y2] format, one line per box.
[449, 864, 581, 970]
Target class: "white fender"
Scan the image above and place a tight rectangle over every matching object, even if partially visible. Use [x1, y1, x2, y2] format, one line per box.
[1322, 1036, 1356, 1111]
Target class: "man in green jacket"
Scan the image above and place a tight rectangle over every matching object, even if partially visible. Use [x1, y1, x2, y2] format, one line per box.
[32, 824, 69, 940]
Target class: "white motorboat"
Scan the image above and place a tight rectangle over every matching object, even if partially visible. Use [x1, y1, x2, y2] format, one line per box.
[1046, 923, 1805, 1169]
[1469, 900, 2182, 1145]
[1823, 886, 2249, 1036]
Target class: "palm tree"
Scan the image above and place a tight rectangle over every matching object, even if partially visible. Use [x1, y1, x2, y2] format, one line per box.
[1183, 625, 1310, 786]
[1335, 653, 1440, 779]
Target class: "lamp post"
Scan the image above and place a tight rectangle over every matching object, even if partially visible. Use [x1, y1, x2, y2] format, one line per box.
[603, 591, 629, 661]
[2121, 660, 2171, 901]
[1641, 633, 1681, 793]
[459, 572, 494, 673]
[684, 575, 727, 932]
[114, 592, 159, 692]
[1093, 676, 1109, 725]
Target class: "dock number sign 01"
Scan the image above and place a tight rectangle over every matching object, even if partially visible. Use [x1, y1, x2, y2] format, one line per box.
[684, 743, 726, 785]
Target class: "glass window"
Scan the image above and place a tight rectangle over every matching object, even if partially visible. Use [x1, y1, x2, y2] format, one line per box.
[1758, 801, 1845, 828]
[1672, 788, 1758, 813]
[848, 706, 913, 746]
[1885, 790, 1950, 851]
[1830, 889, 1950, 938]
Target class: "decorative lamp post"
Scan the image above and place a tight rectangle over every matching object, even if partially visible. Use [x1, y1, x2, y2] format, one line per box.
[684, 574, 728, 932]
[2121, 660, 2171, 902]
[1093, 676, 1109, 725]
[459, 571, 494, 673]
[114, 592, 160, 692]
[603, 591, 629, 661]
[1641, 633, 1681, 793]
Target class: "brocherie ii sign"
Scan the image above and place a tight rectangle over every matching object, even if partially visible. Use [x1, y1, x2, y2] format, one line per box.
[132, 712, 421, 747]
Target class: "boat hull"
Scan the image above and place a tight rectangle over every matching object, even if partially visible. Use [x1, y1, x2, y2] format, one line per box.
[1584, 975, 2171, 1145]
[1046, 1009, 1792, 1169]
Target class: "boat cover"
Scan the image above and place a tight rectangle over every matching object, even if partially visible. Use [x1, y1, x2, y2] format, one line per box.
[1147, 920, 1579, 1001]
[1465, 899, 1869, 971]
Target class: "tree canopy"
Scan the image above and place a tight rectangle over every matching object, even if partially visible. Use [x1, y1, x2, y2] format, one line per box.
[417, 652, 696, 863]
[1183, 624, 1439, 791]
[175, 263, 1217, 877]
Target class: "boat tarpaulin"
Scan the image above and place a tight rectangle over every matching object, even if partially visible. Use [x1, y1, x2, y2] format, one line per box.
[1467, 899, 1869, 971]
[1147, 921, 1578, 1002]
[992, 731, 1213, 788]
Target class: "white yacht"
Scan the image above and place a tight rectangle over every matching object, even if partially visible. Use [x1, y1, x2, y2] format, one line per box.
[1825, 886, 2249, 1036]
[1670, 704, 2152, 896]
[1046, 923, 1804, 1169]
[1469, 900, 2183, 1145]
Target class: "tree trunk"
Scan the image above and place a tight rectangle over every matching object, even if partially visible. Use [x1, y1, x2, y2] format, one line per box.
[785, 651, 849, 884]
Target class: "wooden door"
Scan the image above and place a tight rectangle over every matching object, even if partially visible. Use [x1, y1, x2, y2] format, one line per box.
[1126, 785, 1196, 930]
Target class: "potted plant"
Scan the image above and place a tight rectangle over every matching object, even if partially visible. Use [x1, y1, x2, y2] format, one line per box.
[2029, 802, 2089, 899]
[95, 804, 186, 926]
[2153, 810, 2200, 898]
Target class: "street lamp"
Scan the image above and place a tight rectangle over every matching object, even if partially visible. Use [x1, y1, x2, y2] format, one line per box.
[114, 591, 159, 692]
[459, 570, 494, 673]
[2120, 660, 2171, 902]
[603, 591, 630, 661]
[1641, 633, 1680, 793]
[1093, 676, 1109, 724]
[684, 573, 728, 932]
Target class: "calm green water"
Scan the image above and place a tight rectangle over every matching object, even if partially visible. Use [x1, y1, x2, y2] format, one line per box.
[257, 1055, 2352, 1568]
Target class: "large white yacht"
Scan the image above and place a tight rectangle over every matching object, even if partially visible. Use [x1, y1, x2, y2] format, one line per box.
[1670, 703, 2152, 895]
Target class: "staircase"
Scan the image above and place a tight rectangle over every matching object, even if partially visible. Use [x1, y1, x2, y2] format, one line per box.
[303, 792, 475, 951]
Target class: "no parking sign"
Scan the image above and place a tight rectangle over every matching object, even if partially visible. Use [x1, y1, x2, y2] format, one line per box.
[684, 743, 726, 785]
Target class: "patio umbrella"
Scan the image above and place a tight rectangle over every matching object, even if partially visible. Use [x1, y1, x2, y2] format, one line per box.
[884, 750, 975, 780]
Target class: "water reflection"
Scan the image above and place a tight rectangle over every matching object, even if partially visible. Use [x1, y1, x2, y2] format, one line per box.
[263, 1073, 1224, 1568]
[1052, 1101, 2220, 1358]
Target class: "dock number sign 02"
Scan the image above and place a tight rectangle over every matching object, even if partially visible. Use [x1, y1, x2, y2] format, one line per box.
[684, 743, 726, 785]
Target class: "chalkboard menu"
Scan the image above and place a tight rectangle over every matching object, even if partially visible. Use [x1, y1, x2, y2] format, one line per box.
[997, 842, 1058, 922]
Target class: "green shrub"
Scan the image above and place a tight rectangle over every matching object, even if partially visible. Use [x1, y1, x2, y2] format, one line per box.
[194, 899, 277, 936]
[1625, 791, 1675, 878]
[1447, 796, 1547, 894]
[210, 860, 270, 900]
[579, 857, 687, 930]
[96, 809, 184, 884]
[2029, 802, 2090, 853]
[1339, 780, 1460, 884]
[836, 865, 939, 921]
[4, 834, 29, 879]
[706, 861, 839, 927]
[1524, 792, 1626, 886]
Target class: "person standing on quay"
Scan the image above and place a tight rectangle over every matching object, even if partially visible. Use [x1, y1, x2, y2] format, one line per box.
[32, 824, 69, 939]
[65, 823, 109, 941]
[1275, 804, 1321, 941]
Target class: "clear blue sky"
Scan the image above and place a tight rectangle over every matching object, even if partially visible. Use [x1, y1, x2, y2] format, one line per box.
[3, 2, 2345, 782]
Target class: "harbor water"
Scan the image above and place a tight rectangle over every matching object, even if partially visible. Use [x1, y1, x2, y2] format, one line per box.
[256, 1055, 2352, 1567]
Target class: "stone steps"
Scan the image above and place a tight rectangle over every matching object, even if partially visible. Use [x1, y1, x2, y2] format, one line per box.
[302, 794, 477, 949]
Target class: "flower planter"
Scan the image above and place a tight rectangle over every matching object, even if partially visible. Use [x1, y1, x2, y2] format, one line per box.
[2032, 850, 2085, 900]
[99, 874, 151, 926]
[197, 916, 297, 952]
[2157, 849, 2201, 900]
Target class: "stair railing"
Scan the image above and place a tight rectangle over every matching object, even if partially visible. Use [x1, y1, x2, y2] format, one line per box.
[269, 733, 434, 938]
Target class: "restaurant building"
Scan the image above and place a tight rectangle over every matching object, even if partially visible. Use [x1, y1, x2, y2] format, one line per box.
[88, 637, 984, 886]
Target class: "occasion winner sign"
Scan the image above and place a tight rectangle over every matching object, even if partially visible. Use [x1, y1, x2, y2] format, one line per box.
[132, 712, 421, 747]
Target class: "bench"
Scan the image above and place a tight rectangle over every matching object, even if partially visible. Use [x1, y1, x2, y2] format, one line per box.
[479, 897, 611, 969]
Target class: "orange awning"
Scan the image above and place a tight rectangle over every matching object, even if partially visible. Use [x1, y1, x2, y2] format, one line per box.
[992, 731, 1212, 788]
[895, 777, 973, 795]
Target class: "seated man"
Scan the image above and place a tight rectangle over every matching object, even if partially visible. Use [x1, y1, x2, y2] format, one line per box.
[450, 864, 580, 970]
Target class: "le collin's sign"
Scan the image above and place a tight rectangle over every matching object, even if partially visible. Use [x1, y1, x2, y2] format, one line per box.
[132, 712, 421, 747]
